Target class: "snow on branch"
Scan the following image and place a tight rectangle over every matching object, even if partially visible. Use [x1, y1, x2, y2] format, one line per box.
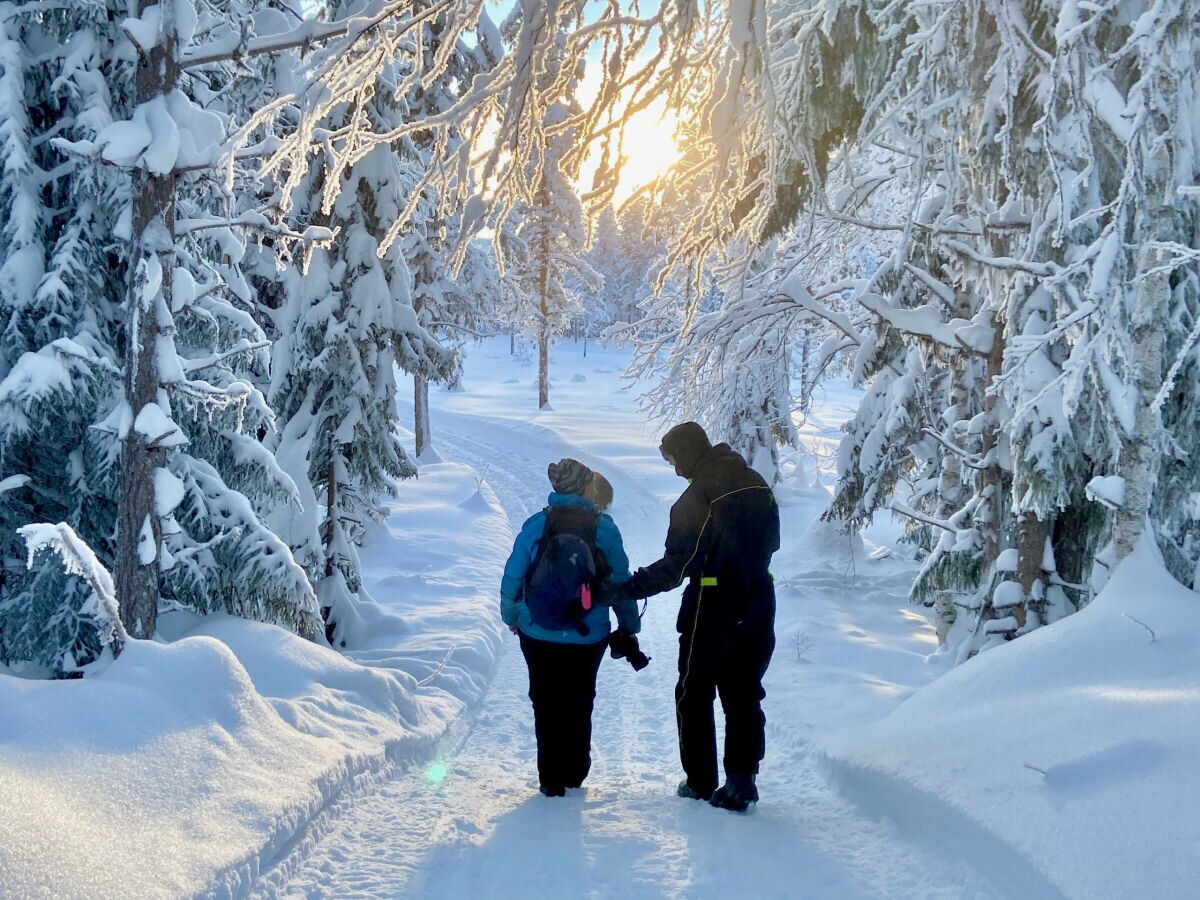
[940, 239, 1059, 277]
[858, 292, 986, 353]
[180, 341, 271, 375]
[181, 2, 419, 70]
[176, 213, 335, 248]
[889, 502, 955, 532]
[17, 523, 127, 655]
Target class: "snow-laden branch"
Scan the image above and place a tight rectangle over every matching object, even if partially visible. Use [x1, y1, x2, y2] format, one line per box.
[940, 239, 1059, 277]
[176, 213, 334, 247]
[922, 427, 988, 470]
[181, 340, 271, 374]
[889, 502, 955, 532]
[181, 1, 421, 69]
[18, 523, 127, 657]
[858, 292, 991, 354]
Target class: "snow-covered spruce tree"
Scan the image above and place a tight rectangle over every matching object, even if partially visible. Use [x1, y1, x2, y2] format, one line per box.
[0, 1, 127, 672]
[742, 0, 1200, 656]
[766, 2, 1067, 652]
[0, 0, 343, 667]
[576, 204, 664, 346]
[14, 523, 126, 675]
[576, 207, 625, 339]
[247, 0, 463, 642]
[154, 0, 323, 640]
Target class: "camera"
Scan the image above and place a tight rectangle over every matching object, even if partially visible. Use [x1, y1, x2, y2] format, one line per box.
[608, 629, 651, 671]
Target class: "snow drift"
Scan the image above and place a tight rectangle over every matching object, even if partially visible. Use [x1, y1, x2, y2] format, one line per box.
[818, 535, 1200, 900]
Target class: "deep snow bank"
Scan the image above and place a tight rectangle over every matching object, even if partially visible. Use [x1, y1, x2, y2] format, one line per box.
[0, 461, 508, 899]
[817, 536, 1200, 900]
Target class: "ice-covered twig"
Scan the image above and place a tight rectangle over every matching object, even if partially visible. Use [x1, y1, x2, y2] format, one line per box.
[416, 645, 457, 687]
[1121, 613, 1156, 643]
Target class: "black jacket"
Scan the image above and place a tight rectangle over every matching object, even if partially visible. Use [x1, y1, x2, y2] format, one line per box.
[626, 444, 779, 615]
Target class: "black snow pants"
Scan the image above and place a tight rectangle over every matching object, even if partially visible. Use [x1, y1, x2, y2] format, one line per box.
[675, 577, 776, 796]
[519, 632, 607, 790]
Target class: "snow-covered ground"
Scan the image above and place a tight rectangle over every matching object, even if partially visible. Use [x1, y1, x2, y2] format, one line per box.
[2, 338, 1197, 899]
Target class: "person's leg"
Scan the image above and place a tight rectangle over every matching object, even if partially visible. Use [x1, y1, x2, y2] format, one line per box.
[676, 623, 720, 796]
[560, 639, 607, 787]
[717, 622, 775, 778]
[520, 633, 569, 792]
[710, 590, 775, 811]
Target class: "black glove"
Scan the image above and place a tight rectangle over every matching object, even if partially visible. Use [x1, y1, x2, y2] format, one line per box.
[608, 628, 651, 671]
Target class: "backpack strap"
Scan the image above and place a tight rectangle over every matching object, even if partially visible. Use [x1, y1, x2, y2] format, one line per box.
[523, 506, 554, 591]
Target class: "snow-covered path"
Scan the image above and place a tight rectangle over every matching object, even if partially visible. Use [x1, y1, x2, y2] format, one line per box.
[254, 342, 1005, 899]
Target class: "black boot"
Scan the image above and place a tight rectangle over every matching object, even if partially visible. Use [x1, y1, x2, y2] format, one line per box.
[709, 773, 758, 811]
[676, 779, 713, 801]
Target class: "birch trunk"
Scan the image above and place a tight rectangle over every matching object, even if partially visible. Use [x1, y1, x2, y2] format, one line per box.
[1113, 109, 1173, 560]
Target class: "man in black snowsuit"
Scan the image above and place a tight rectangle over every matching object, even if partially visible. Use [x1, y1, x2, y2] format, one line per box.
[616, 421, 779, 811]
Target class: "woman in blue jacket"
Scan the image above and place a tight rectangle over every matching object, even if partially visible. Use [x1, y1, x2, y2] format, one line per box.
[501, 458, 641, 797]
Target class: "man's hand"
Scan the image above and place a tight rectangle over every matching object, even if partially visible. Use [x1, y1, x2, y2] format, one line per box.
[605, 579, 640, 605]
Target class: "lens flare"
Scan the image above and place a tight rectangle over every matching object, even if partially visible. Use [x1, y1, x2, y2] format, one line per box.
[426, 762, 448, 785]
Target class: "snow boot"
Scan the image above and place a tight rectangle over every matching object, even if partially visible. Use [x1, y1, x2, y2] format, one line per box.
[709, 773, 758, 812]
[676, 779, 713, 801]
[540, 784, 566, 798]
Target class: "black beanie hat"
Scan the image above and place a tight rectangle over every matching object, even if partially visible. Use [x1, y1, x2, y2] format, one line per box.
[548, 458, 593, 496]
[659, 421, 712, 477]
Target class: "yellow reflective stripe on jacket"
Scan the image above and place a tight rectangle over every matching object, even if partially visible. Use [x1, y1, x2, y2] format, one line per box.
[700, 576, 718, 587]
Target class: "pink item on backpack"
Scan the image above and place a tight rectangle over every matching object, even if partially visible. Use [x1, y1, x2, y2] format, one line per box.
[581, 583, 592, 611]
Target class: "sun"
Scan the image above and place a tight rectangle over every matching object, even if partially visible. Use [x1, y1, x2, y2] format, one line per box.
[612, 105, 681, 200]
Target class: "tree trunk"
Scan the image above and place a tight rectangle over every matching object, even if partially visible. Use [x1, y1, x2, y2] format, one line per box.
[414, 373, 431, 457]
[323, 437, 337, 580]
[975, 309, 1010, 633]
[537, 227, 551, 409]
[538, 320, 549, 408]
[979, 311, 1006, 570]
[116, 0, 176, 639]
[1114, 166, 1170, 559]
[1014, 508, 1051, 628]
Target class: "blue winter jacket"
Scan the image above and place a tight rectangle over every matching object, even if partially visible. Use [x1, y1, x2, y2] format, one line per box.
[501, 492, 641, 643]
